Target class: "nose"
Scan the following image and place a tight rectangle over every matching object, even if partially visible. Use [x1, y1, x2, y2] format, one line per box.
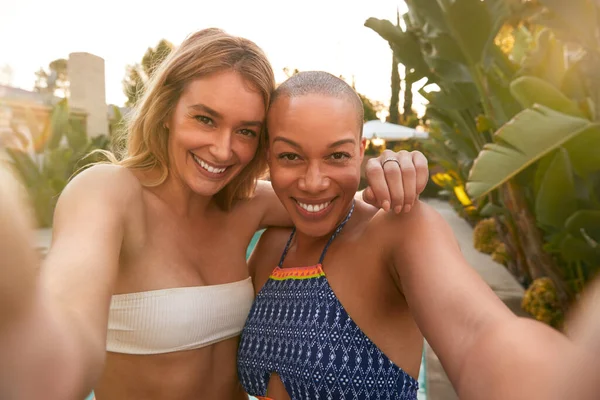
[208, 129, 233, 162]
[298, 161, 330, 193]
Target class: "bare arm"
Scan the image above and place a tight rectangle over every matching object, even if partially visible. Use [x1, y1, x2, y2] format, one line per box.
[0, 164, 137, 399]
[0, 166, 83, 400]
[0, 166, 38, 326]
[247, 227, 289, 293]
[254, 180, 293, 229]
[387, 201, 573, 399]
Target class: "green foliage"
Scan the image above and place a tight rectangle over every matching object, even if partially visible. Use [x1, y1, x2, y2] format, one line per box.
[492, 242, 509, 266]
[5, 100, 110, 227]
[467, 106, 600, 198]
[522, 277, 564, 329]
[34, 58, 69, 98]
[473, 218, 500, 254]
[366, 0, 600, 321]
[359, 93, 380, 121]
[123, 39, 174, 107]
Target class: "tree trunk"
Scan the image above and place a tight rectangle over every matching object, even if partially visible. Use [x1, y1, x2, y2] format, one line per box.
[502, 181, 571, 309]
[403, 71, 415, 119]
[389, 55, 400, 124]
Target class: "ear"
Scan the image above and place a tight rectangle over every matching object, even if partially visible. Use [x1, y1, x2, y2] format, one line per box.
[359, 137, 366, 163]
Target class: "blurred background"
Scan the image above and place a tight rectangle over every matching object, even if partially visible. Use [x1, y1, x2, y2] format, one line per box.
[1, 1, 599, 399]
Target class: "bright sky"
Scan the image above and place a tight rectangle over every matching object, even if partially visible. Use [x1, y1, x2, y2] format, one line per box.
[0, 0, 425, 112]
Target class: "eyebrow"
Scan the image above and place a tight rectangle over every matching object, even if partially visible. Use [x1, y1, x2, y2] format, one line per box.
[272, 137, 356, 149]
[188, 103, 263, 127]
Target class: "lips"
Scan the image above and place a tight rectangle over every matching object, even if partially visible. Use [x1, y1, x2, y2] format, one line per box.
[191, 153, 230, 177]
[292, 197, 337, 219]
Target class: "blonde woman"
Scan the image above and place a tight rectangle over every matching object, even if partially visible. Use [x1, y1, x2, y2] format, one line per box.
[0, 28, 429, 400]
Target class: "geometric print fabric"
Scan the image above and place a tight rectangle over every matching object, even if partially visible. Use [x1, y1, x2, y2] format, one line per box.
[238, 264, 419, 400]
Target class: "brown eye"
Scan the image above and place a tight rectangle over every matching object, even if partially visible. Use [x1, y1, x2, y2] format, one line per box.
[195, 116, 214, 126]
[239, 129, 257, 138]
[278, 153, 300, 161]
[330, 152, 350, 161]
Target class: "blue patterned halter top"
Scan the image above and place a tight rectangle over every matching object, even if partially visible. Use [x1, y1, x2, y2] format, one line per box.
[238, 201, 419, 399]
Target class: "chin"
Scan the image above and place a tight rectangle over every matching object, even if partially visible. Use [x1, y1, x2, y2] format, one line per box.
[294, 221, 335, 238]
[186, 168, 241, 196]
[287, 197, 351, 239]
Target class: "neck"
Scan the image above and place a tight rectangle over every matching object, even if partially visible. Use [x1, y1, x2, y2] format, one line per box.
[292, 199, 356, 256]
[148, 170, 215, 218]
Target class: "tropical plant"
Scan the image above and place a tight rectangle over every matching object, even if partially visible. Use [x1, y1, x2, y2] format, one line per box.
[34, 58, 69, 98]
[123, 39, 174, 107]
[5, 99, 110, 227]
[366, 0, 600, 319]
[473, 218, 501, 254]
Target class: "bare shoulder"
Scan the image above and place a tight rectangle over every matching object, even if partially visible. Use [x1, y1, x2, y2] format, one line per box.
[61, 164, 142, 203]
[369, 200, 458, 251]
[242, 180, 275, 210]
[52, 164, 144, 238]
[248, 227, 292, 292]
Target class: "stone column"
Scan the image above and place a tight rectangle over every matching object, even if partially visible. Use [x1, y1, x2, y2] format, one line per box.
[68, 52, 108, 138]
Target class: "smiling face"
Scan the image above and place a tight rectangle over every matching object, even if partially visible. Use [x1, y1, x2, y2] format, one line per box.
[166, 70, 266, 197]
[267, 94, 365, 237]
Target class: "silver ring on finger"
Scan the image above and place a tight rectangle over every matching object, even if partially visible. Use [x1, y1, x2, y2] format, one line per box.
[381, 157, 401, 168]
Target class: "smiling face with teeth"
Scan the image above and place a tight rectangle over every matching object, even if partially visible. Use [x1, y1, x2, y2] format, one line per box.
[267, 93, 364, 238]
[165, 70, 266, 200]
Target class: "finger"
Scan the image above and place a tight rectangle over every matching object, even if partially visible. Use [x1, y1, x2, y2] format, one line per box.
[412, 151, 429, 196]
[383, 158, 405, 213]
[398, 153, 417, 212]
[362, 186, 376, 205]
[364, 157, 390, 211]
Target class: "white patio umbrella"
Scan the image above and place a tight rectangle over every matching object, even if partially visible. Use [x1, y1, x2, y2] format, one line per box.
[362, 120, 428, 140]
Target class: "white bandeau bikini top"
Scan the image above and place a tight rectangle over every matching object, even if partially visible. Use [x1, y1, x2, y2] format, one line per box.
[106, 277, 254, 355]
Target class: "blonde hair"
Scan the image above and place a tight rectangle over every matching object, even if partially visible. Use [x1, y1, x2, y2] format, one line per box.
[107, 28, 275, 210]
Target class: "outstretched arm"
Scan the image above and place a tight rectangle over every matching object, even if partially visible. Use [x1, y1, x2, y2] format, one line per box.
[386, 201, 574, 400]
[0, 165, 137, 399]
[0, 167, 84, 400]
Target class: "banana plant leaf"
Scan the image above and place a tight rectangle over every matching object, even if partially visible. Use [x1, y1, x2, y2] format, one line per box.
[562, 123, 600, 177]
[561, 55, 590, 101]
[536, 0, 598, 49]
[512, 25, 533, 65]
[485, 67, 522, 126]
[519, 29, 566, 88]
[535, 148, 578, 229]
[406, 0, 449, 35]
[559, 234, 600, 265]
[565, 210, 600, 241]
[435, 0, 492, 66]
[364, 18, 430, 80]
[467, 105, 600, 198]
[510, 76, 585, 118]
[419, 82, 480, 110]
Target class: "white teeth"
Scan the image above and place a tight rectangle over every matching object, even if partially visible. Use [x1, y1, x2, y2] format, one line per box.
[297, 201, 330, 213]
[193, 154, 226, 174]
